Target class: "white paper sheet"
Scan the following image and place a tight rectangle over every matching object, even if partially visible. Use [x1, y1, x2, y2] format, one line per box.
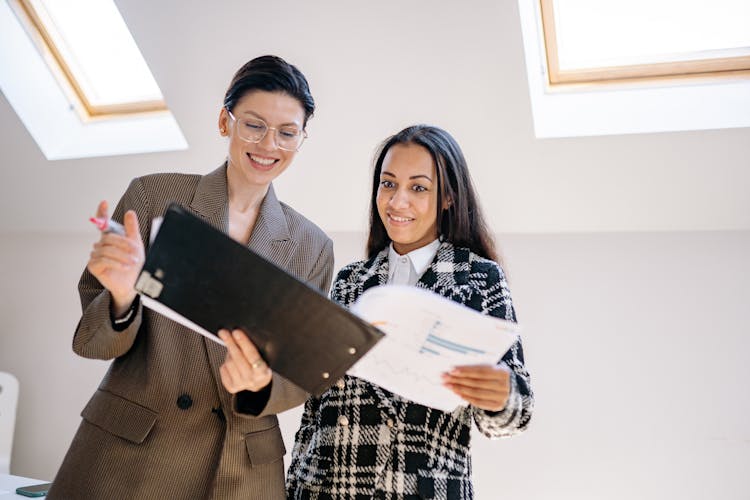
[348, 285, 519, 412]
[139, 295, 226, 346]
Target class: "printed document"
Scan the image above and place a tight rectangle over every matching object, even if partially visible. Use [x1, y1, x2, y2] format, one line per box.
[349, 285, 519, 412]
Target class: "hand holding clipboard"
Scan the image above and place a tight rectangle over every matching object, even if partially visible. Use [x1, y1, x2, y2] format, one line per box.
[134, 203, 384, 396]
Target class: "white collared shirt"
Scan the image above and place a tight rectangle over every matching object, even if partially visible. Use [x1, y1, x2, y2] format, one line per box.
[387, 239, 441, 286]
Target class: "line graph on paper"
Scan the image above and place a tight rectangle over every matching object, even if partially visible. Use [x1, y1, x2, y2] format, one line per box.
[348, 285, 519, 412]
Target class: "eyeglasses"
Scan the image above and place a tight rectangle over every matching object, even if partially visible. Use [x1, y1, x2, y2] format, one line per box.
[226, 109, 307, 152]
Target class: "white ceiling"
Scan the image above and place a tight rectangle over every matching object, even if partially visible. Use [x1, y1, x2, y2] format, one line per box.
[1, 0, 749, 235]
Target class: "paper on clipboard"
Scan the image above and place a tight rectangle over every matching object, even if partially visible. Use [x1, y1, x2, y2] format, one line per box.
[139, 295, 226, 346]
[349, 285, 519, 412]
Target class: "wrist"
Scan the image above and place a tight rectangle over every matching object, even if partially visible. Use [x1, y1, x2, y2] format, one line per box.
[111, 291, 137, 318]
[110, 295, 140, 331]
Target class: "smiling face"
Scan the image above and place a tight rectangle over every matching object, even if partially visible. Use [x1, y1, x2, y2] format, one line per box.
[219, 90, 305, 189]
[376, 143, 442, 255]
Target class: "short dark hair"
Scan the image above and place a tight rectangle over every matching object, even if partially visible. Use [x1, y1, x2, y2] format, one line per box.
[223, 55, 315, 127]
[366, 124, 498, 262]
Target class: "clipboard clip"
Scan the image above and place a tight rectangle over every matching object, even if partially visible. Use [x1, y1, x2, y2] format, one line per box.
[135, 270, 164, 298]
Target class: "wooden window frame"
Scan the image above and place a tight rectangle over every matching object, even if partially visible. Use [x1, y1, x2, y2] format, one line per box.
[539, 0, 750, 86]
[11, 0, 166, 118]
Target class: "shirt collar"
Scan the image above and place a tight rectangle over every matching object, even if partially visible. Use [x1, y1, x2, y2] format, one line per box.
[388, 238, 441, 278]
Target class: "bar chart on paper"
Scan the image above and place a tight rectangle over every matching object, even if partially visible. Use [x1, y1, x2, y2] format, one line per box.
[349, 286, 519, 412]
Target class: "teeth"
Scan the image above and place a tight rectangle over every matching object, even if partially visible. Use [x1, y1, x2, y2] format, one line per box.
[390, 215, 413, 222]
[250, 154, 275, 166]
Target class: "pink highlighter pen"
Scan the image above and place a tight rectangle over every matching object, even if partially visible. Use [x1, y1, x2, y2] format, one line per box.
[89, 217, 126, 236]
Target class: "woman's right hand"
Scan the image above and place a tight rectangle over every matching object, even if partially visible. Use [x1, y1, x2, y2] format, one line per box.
[218, 329, 272, 393]
[87, 200, 145, 317]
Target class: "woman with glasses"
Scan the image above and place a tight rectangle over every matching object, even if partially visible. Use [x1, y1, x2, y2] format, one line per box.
[286, 125, 534, 499]
[48, 55, 333, 500]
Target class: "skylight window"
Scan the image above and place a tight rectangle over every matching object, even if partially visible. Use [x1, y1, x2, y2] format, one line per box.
[517, 0, 750, 137]
[17, 0, 166, 116]
[0, 0, 186, 159]
[541, 0, 750, 84]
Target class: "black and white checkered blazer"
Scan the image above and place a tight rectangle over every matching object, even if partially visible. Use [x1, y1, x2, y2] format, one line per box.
[286, 242, 534, 499]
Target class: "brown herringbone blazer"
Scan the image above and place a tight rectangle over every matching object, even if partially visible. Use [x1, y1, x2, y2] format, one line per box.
[48, 164, 334, 500]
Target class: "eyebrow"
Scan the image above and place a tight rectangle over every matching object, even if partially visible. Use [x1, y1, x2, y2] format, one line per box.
[239, 110, 301, 128]
[381, 171, 433, 182]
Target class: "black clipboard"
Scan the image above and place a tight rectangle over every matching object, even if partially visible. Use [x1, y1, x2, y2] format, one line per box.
[134, 203, 384, 396]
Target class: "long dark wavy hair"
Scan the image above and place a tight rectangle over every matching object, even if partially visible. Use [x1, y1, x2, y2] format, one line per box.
[366, 124, 498, 262]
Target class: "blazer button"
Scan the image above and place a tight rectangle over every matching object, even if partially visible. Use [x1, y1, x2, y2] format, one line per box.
[176, 394, 193, 410]
[338, 415, 349, 426]
[386, 419, 394, 428]
[336, 378, 345, 389]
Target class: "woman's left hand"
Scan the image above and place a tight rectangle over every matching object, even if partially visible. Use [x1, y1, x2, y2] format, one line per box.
[218, 329, 272, 393]
[442, 364, 511, 412]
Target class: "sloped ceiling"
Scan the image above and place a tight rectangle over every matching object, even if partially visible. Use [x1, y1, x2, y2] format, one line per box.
[1, 0, 748, 234]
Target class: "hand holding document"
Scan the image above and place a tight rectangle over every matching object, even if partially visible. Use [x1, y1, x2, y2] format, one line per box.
[133, 204, 384, 396]
[349, 285, 520, 413]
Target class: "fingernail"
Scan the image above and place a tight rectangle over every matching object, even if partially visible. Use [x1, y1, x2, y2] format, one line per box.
[233, 330, 242, 340]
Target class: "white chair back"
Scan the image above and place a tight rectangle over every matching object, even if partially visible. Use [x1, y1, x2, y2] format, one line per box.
[0, 371, 19, 474]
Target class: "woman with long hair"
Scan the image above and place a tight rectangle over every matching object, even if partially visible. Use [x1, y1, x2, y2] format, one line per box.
[287, 124, 534, 499]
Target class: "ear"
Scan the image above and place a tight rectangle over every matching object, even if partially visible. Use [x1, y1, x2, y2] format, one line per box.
[218, 108, 229, 136]
[443, 196, 453, 208]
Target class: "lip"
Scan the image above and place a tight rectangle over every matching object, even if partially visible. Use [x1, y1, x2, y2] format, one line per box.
[246, 152, 279, 171]
[387, 212, 414, 226]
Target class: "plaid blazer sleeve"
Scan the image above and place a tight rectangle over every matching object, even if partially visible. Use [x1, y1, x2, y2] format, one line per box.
[466, 258, 534, 438]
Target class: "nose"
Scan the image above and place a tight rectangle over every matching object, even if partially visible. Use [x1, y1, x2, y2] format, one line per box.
[258, 128, 278, 150]
[388, 188, 409, 209]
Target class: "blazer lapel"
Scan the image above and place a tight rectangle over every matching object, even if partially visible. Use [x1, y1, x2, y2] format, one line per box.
[188, 164, 299, 401]
[359, 249, 389, 293]
[356, 249, 398, 420]
[187, 165, 232, 398]
[247, 184, 298, 270]
[417, 242, 472, 303]
[189, 164, 229, 232]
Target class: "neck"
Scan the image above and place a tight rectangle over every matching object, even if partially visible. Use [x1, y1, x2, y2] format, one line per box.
[226, 163, 269, 213]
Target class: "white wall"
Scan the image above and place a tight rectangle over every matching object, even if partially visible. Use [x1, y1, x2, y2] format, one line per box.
[2, 229, 748, 499]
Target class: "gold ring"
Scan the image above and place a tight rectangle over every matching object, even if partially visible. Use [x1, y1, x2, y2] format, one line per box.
[251, 359, 264, 369]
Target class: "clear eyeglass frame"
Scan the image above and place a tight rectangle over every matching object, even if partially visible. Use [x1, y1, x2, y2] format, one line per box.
[225, 109, 307, 152]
